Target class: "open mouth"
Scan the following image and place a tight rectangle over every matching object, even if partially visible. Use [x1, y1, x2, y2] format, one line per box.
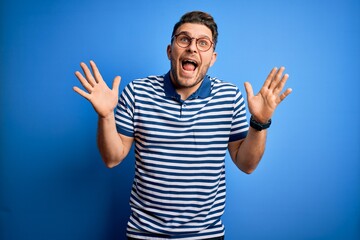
[182, 59, 198, 71]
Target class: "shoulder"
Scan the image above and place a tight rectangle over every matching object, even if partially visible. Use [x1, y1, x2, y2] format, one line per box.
[124, 74, 165, 92]
[132, 75, 165, 87]
[208, 76, 240, 94]
[122, 74, 166, 99]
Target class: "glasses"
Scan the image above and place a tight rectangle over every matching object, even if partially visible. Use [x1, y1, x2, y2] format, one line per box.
[172, 33, 214, 52]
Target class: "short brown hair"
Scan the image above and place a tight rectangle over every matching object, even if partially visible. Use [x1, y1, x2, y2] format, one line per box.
[171, 11, 218, 49]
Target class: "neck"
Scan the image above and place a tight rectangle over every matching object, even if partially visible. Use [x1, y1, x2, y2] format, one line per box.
[169, 71, 203, 101]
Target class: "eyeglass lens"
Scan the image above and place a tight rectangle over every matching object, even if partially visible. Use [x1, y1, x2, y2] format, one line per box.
[175, 34, 212, 51]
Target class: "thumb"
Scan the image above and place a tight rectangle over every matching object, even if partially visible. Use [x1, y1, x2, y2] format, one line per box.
[112, 76, 121, 94]
[244, 82, 254, 98]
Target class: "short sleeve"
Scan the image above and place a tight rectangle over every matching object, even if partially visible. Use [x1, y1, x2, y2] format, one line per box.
[229, 88, 249, 142]
[115, 82, 135, 137]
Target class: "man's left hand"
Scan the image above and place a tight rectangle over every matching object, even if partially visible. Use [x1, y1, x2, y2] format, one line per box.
[244, 66, 292, 123]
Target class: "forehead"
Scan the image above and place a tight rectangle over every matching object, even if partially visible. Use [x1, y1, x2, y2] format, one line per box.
[175, 23, 213, 39]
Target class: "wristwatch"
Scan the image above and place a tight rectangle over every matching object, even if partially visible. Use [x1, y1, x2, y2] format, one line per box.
[250, 115, 272, 131]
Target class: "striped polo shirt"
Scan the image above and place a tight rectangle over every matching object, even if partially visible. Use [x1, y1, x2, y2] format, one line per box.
[115, 72, 248, 240]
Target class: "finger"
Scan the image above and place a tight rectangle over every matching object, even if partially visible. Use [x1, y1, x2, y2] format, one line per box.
[80, 62, 96, 87]
[112, 76, 121, 94]
[75, 71, 93, 92]
[244, 82, 254, 98]
[279, 88, 293, 102]
[90, 60, 104, 84]
[263, 67, 278, 89]
[73, 86, 91, 100]
[269, 66, 285, 90]
[274, 73, 289, 95]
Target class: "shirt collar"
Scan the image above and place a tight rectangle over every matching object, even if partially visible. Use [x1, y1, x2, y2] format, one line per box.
[163, 71, 211, 101]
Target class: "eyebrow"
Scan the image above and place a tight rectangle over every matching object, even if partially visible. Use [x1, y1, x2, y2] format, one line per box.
[176, 31, 211, 40]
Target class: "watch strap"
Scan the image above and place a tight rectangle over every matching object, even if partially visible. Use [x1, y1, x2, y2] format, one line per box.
[250, 115, 272, 131]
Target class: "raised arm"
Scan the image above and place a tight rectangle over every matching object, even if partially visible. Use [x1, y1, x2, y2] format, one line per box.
[73, 60, 133, 168]
[228, 67, 292, 174]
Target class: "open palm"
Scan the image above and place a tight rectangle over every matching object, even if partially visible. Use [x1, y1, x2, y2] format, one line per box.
[244, 67, 292, 123]
[73, 61, 121, 118]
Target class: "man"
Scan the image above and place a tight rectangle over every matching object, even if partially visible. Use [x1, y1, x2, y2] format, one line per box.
[73, 11, 292, 240]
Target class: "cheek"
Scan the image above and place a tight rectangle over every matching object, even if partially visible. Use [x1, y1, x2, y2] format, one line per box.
[205, 53, 216, 68]
[209, 56, 216, 67]
[169, 52, 181, 67]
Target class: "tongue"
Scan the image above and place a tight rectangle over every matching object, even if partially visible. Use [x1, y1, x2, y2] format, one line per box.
[183, 63, 195, 71]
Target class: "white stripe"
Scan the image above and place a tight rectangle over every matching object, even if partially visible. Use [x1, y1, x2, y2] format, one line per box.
[132, 187, 226, 207]
[135, 134, 229, 143]
[135, 152, 224, 162]
[136, 167, 224, 181]
[137, 138, 227, 149]
[136, 172, 224, 187]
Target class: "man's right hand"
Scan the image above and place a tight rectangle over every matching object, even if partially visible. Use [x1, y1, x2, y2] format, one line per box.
[73, 60, 121, 118]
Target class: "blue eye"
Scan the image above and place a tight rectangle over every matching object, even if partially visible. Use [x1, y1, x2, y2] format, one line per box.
[198, 39, 209, 47]
[179, 36, 190, 43]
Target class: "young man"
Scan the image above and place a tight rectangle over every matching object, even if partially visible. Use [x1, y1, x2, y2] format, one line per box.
[74, 11, 292, 240]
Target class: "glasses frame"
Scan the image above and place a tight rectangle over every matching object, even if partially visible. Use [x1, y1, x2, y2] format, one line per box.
[172, 33, 214, 52]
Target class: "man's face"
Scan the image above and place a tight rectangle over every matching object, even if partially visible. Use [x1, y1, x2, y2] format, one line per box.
[167, 23, 217, 97]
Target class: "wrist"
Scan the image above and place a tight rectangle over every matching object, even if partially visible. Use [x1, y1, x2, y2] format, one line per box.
[250, 115, 270, 124]
[98, 112, 115, 121]
[250, 115, 271, 131]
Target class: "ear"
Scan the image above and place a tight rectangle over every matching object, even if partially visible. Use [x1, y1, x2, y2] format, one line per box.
[209, 51, 217, 67]
[166, 44, 172, 60]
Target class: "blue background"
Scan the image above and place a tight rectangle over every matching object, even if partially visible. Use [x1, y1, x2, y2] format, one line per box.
[1, 0, 359, 239]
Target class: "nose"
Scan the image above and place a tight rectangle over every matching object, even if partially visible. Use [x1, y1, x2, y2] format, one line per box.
[187, 38, 198, 52]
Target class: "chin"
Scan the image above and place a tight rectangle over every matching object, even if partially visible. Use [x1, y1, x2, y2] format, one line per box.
[171, 64, 205, 88]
